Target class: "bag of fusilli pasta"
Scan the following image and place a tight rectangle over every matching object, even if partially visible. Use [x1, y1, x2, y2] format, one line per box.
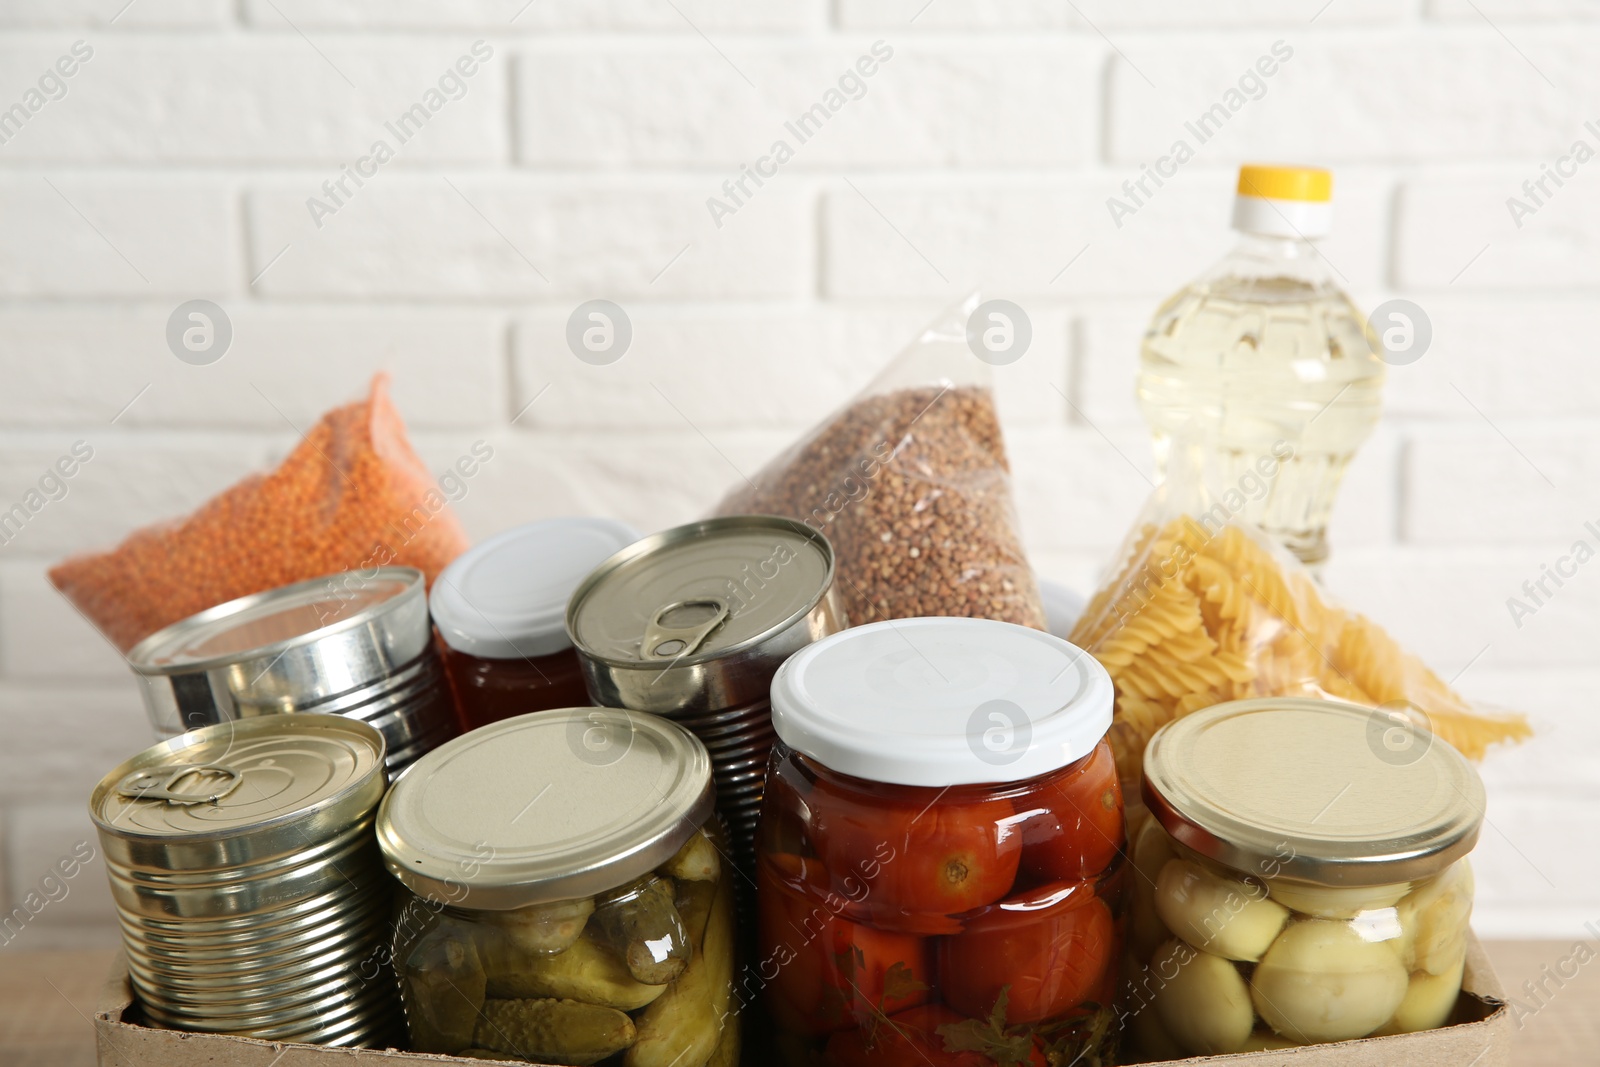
[1069, 446, 1531, 813]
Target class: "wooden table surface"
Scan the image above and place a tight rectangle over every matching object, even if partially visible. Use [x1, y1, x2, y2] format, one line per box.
[3, 942, 1595, 1066]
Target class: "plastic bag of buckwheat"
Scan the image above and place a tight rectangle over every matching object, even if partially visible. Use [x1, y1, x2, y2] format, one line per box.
[713, 293, 1047, 630]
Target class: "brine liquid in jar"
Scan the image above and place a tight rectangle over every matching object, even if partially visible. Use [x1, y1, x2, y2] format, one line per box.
[1136, 165, 1385, 570]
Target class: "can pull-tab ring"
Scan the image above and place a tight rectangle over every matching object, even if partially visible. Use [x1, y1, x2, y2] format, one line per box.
[117, 764, 244, 806]
[643, 597, 729, 659]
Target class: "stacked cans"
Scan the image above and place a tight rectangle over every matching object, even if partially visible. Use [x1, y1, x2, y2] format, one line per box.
[567, 516, 843, 878]
[90, 716, 399, 1046]
[126, 567, 457, 775]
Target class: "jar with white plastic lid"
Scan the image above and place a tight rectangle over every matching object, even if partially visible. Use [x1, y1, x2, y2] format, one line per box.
[757, 617, 1125, 1066]
[430, 518, 639, 730]
[1128, 697, 1485, 1059]
[375, 707, 738, 1066]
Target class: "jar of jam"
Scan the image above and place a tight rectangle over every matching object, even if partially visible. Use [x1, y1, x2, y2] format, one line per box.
[1128, 698, 1485, 1058]
[376, 708, 739, 1066]
[430, 518, 638, 730]
[754, 617, 1124, 1066]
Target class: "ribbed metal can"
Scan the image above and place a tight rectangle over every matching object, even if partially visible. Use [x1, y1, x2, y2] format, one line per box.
[125, 566, 458, 775]
[566, 516, 843, 879]
[89, 715, 401, 1047]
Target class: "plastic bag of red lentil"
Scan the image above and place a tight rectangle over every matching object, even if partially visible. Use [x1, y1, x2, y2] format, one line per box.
[713, 293, 1046, 630]
[50, 374, 470, 652]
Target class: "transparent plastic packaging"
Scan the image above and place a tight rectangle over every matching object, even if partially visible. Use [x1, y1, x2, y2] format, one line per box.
[1126, 819, 1475, 1058]
[393, 821, 738, 1066]
[756, 740, 1124, 1067]
[714, 292, 1045, 630]
[1067, 455, 1530, 818]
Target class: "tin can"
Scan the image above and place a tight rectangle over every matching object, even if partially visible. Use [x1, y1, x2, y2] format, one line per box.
[89, 715, 400, 1047]
[566, 516, 843, 876]
[126, 566, 458, 775]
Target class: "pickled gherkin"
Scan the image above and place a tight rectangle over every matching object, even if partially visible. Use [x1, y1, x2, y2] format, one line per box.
[479, 929, 668, 1010]
[400, 916, 487, 1054]
[481, 896, 594, 957]
[593, 875, 691, 986]
[475, 997, 636, 1065]
[625, 871, 735, 1067]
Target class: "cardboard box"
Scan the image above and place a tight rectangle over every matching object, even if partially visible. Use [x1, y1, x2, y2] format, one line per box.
[94, 935, 1512, 1066]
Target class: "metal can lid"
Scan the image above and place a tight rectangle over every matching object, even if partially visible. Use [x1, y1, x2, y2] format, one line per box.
[90, 715, 387, 846]
[376, 708, 715, 909]
[566, 516, 834, 669]
[431, 518, 640, 660]
[127, 567, 424, 675]
[770, 617, 1113, 787]
[1142, 697, 1486, 887]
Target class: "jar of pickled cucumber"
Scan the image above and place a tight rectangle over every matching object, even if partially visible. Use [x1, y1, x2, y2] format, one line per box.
[1128, 697, 1485, 1059]
[375, 708, 739, 1067]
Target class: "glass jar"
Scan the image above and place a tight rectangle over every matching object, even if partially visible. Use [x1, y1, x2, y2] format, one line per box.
[1127, 697, 1485, 1058]
[755, 617, 1124, 1066]
[430, 517, 638, 732]
[375, 708, 739, 1067]
[438, 641, 591, 728]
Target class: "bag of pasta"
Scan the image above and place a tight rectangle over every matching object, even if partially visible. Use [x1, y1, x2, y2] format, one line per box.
[713, 292, 1046, 630]
[1069, 440, 1531, 809]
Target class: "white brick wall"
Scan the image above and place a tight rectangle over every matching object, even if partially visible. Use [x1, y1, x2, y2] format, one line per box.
[0, 1, 1594, 949]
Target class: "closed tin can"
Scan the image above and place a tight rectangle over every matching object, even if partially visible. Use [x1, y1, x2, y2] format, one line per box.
[566, 516, 843, 876]
[126, 566, 457, 774]
[88, 715, 400, 1047]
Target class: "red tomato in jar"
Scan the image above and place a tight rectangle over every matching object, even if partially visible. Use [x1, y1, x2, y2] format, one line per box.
[758, 858, 931, 1036]
[824, 1004, 1047, 1067]
[940, 880, 1116, 1025]
[808, 776, 1022, 932]
[1018, 741, 1124, 883]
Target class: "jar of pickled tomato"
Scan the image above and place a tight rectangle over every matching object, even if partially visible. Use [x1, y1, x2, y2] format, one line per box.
[430, 518, 637, 731]
[1127, 698, 1485, 1059]
[754, 618, 1125, 1067]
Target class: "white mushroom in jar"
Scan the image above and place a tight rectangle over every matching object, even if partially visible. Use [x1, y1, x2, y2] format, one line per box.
[1150, 938, 1255, 1055]
[1396, 862, 1474, 975]
[1250, 918, 1409, 1043]
[1130, 819, 1176, 959]
[1154, 858, 1289, 962]
[1267, 880, 1411, 920]
[1376, 955, 1465, 1035]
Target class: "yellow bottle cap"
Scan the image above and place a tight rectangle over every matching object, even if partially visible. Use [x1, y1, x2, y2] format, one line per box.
[1233, 164, 1333, 238]
[1236, 164, 1332, 203]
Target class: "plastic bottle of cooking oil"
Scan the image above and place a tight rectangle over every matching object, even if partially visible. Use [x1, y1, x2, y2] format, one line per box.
[1136, 164, 1385, 570]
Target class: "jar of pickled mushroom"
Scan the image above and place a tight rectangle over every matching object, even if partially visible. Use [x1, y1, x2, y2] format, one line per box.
[755, 617, 1125, 1067]
[375, 708, 739, 1067]
[430, 518, 639, 731]
[1127, 697, 1485, 1059]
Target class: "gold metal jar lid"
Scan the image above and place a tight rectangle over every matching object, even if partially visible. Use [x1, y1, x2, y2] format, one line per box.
[1142, 697, 1485, 887]
[375, 708, 715, 910]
